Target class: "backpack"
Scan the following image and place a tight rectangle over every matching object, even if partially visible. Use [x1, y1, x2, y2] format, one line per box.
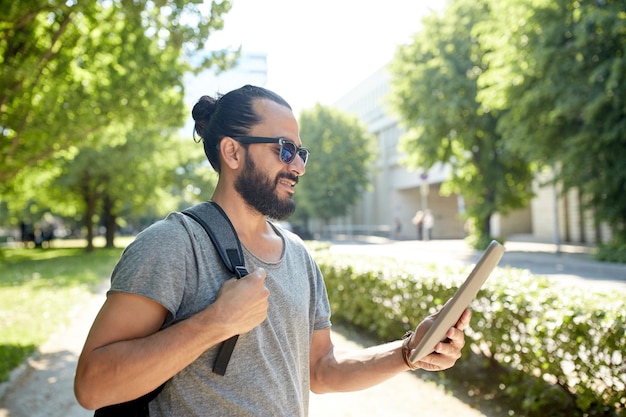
[94, 201, 247, 417]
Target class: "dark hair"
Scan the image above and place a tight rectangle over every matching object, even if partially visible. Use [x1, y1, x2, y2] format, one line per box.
[192, 84, 292, 172]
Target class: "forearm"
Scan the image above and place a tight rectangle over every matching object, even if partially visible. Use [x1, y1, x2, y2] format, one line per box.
[75, 305, 230, 409]
[309, 310, 471, 394]
[310, 339, 410, 394]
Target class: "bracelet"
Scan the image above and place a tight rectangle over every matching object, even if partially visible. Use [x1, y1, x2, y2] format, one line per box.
[402, 331, 419, 370]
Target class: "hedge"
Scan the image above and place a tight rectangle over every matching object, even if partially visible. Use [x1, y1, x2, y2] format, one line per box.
[313, 250, 625, 417]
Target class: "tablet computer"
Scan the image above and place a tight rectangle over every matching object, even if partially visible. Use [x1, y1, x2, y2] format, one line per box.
[409, 240, 504, 362]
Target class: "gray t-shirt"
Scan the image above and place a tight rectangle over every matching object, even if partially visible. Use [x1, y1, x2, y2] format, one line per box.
[108, 211, 332, 416]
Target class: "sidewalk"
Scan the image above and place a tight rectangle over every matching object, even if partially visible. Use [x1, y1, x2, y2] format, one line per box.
[0, 287, 105, 417]
[330, 237, 626, 291]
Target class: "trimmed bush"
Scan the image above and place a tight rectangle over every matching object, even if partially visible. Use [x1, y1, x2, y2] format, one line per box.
[596, 240, 626, 264]
[314, 250, 625, 416]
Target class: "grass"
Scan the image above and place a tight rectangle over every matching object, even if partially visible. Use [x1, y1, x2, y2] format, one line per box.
[0, 238, 130, 383]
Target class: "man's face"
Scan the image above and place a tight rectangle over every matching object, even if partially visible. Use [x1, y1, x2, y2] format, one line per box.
[234, 149, 298, 220]
[233, 99, 304, 220]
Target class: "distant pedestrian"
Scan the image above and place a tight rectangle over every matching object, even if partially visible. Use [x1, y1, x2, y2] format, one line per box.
[19, 220, 30, 244]
[412, 210, 424, 240]
[394, 218, 402, 239]
[423, 209, 434, 241]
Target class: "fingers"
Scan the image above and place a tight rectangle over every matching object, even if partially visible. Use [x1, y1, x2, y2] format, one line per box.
[436, 310, 469, 354]
[214, 268, 270, 335]
[417, 335, 463, 371]
[455, 308, 472, 331]
[244, 267, 269, 290]
[413, 309, 471, 372]
[241, 267, 270, 307]
[435, 327, 465, 352]
[224, 267, 268, 292]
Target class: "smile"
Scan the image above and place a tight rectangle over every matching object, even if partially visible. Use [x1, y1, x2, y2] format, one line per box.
[279, 179, 296, 188]
[277, 174, 299, 189]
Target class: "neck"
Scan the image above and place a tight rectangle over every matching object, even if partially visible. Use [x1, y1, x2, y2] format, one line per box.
[210, 187, 269, 238]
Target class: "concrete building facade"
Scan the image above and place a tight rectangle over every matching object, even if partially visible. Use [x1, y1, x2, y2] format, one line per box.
[331, 66, 468, 240]
[331, 65, 610, 245]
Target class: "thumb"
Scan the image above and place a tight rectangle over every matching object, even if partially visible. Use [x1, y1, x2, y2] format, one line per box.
[247, 267, 267, 283]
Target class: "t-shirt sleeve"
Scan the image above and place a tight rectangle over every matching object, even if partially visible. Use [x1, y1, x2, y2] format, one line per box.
[108, 213, 194, 318]
[312, 261, 332, 331]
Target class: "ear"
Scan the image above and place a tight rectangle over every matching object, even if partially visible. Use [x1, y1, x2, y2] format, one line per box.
[219, 137, 244, 170]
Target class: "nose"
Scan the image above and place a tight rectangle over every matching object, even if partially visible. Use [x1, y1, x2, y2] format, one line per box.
[289, 154, 306, 176]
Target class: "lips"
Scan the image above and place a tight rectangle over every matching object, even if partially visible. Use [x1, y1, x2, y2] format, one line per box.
[277, 174, 299, 188]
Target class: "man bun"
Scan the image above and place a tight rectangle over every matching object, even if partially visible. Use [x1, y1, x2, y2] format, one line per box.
[192, 95, 217, 141]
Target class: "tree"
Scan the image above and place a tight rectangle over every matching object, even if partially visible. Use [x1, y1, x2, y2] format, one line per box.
[1, 0, 235, 249]
[39, 122, 217, 250]
[296, 104, 375, 228]
[388, 0, 535, 247]
[97, 131, 218, 249]
[0, 0, 233, 187]
[476, 0, 626, 244]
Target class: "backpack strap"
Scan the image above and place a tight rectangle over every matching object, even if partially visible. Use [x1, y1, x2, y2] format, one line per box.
[182, 201, 248, 278]
[182, 201, 248, 376]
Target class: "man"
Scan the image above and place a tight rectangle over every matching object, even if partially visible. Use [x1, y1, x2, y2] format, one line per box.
[74, 85, 470, 416]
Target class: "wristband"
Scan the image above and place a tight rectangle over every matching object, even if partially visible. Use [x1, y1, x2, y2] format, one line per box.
[402, 331, 419, 370]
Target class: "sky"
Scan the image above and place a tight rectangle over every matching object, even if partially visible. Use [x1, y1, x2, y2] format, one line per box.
[199, 0, 446, 115]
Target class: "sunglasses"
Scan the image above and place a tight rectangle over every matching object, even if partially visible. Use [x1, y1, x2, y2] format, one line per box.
[233, 136, 310, 166]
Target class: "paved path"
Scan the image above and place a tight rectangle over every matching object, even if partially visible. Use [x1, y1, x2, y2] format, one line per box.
[2, 238, 624, 416]
[330, 237, 626, 291]
[0, 287, 104, 417]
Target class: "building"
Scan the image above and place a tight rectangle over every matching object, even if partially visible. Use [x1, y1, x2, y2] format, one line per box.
[332, 65, 610, 245]
[332, 66, 469, 240]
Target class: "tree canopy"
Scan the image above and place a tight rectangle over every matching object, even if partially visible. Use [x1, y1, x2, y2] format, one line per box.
[1, 0, 233, 247]
[0, 0, 233, 187]
[389, 0, 535, 245]
[296, 104, 376, 227]
[475, 0, 626, 242]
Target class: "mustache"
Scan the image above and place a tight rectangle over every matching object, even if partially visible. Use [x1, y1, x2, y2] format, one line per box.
[277, 173, 299, 185]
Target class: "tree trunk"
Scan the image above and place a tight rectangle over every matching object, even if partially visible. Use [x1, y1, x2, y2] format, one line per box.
[482, 214, 491, 237]
[103, 194, 116, 248]
[84, 193, 96, 252]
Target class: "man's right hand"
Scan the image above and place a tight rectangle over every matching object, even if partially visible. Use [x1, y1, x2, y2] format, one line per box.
[209, 267, 270, 338]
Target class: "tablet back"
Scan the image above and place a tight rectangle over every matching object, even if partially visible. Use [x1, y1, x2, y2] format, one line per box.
[410, 240, 505, 362]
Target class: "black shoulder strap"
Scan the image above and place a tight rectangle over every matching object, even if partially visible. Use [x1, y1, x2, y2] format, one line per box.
[182, 201, 248, 375]
[182, 201, 248, 278]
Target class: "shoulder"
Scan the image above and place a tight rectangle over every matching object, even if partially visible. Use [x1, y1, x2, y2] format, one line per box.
[124, 211, 200, 255]
[141, 210, 209, 236]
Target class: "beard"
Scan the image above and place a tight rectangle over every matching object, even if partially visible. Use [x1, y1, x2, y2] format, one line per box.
[234, 151, 297, 220]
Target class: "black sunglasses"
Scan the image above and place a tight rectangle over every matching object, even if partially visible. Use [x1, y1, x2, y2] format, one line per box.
[232, 136, 310, 166]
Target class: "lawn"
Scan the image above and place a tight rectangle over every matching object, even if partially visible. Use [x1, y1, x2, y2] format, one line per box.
[0, 239, 129, 382]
